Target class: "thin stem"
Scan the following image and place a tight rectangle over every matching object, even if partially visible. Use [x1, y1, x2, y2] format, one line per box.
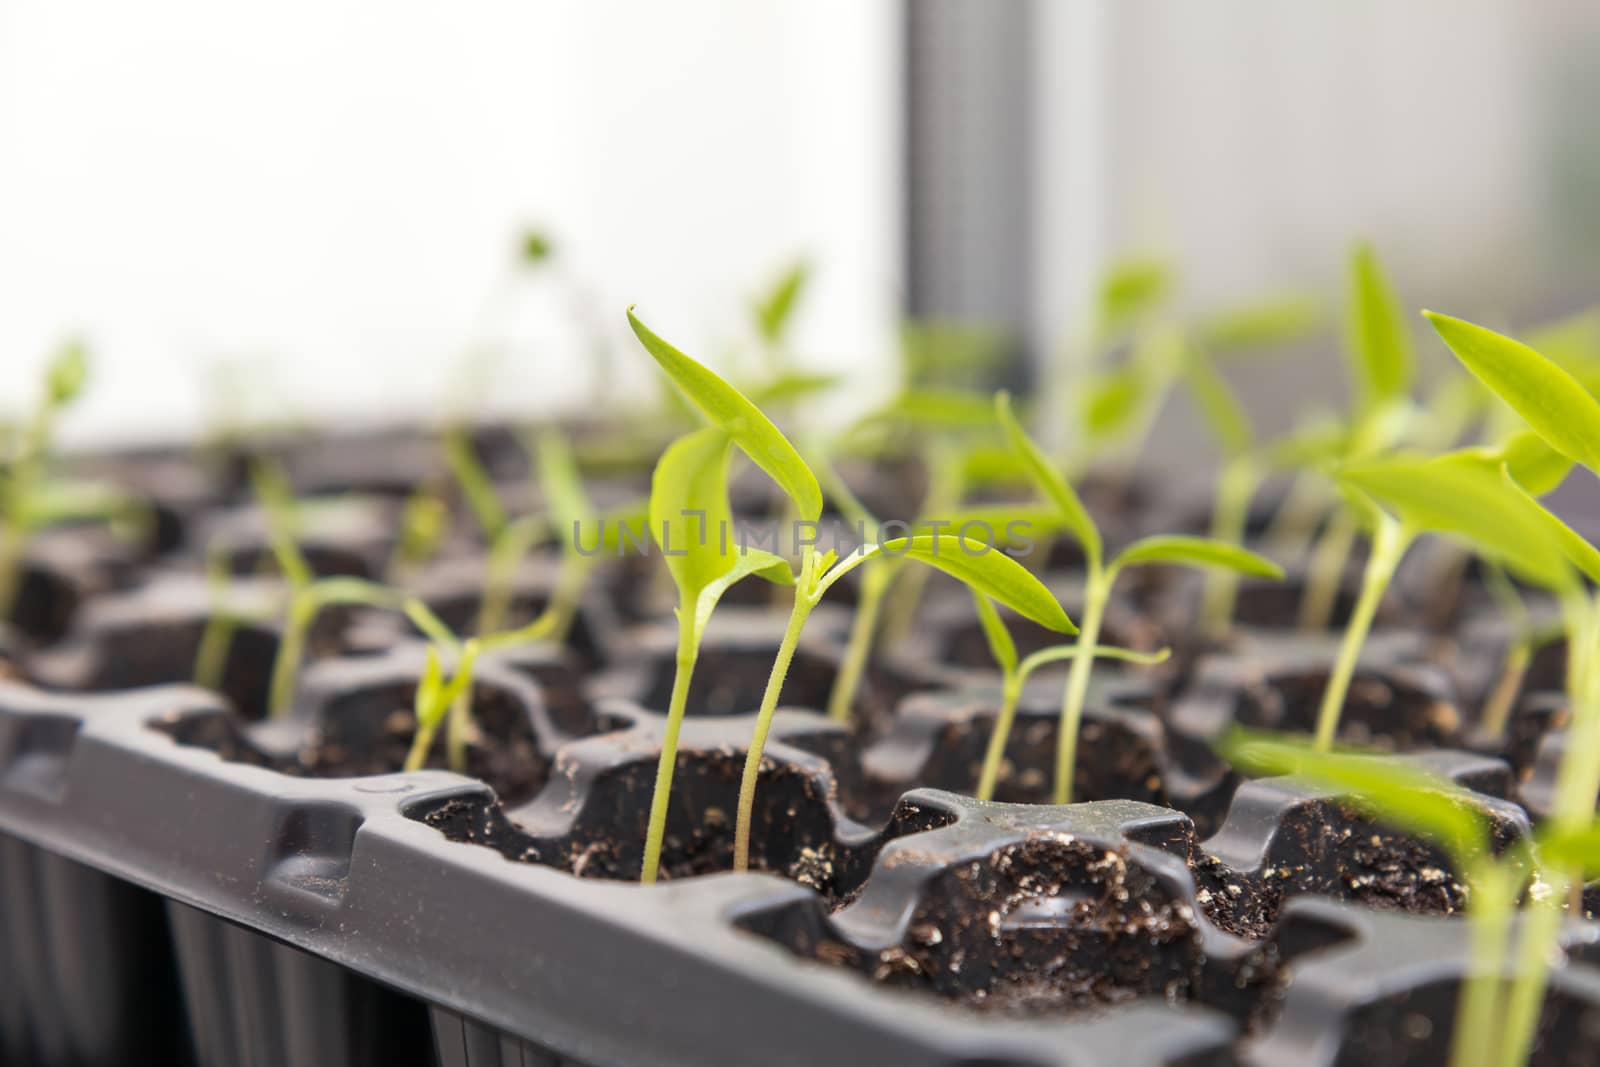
[1299, 510, 1357, 632]
[476, 516, 548, 635]
[268, 591, 316, 719]
[1480, 641, 1531, 740]
[1313, 517, 1410, 751]
[444, 641, 481, 773]
[1200, 455, 1262, 641]
[825, 561, 891, 723]
[641, 627, 699, 884]
[1054, 571, 1109, 804]
[1447, 861, 1513, 1067]
[732, 554, 818, 873]
[1498, 874, 1566, 1067]
[194, 612, 241, 692]
[402, 708, 441, 772]
[976, 678, 1022, 801]
[1263, 470, 1330, 561]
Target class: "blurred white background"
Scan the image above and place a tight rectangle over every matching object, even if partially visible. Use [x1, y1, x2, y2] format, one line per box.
[3, 1, 1598, 448]
[0, 0, 900, 442]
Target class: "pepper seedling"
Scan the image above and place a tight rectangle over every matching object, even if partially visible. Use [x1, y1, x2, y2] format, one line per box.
[995, 391, 1283, 802]
[629, 310, 1077, 877]
[1219, 728, 1600, 1067]
[969, 591, 1169, 800]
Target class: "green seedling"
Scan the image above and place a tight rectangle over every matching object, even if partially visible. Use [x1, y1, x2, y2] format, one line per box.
[193, 537, 258, 693]
[1219, 728, 1600, 1067]
[0, 342, 93, 618]
[629, 310, 1076, 876]
[995, 391, 1282, 803]
[386, 484, 450, 584]
[969, 590, 1169, 800]
[637, 426, 795, 883]
[1294, 241, 1418, 632]
[1422, 310, 1600, 1065]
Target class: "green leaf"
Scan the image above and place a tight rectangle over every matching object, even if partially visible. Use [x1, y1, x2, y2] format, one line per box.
[1336, 452, 1578, 592]
[925, 502, 1069, 551]
[1482, 430, 1572, 497]
[535, 428, 593, 551]
[1536, 821, 1600, 879]
[1096, 256, 1173, 340]
[595, 500, 651, 554]
[995, 391, 1102, 571]
[443, 427, 507, 539]
[1501, 469, 1600, 586]
[1082, 366, 1146, 441]
[630, 309, 823, 522]
[745, 371, 843, 408]
[969, 592, 1018, 677]
[693, 548, 795, 635]
[1217, 728, 1491, 869]
[413, 646, 447, 728]
[519, 230, 553, 265]
[753, 261, 808, 345]
[864, 388, 997, 431]
[1426, 311, 1600, 474]
[1183, 351, 1252, 456]
[46, 339, 90, 406]
[649, 428, 738, 604]
[1111, 535, 1283, 578]
[1346, 241, 1414, 412]
[822, 534, 1076, 634]
[1197, 293, 1322, 354]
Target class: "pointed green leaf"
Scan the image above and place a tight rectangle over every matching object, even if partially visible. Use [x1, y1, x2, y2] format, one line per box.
[995, 391, 1102, 571]
[1426, 311, 1600, 474]
[969, 592, 1018, 677]
[413, 646, 447, 728]
[534, 428, 593, 551]
[745, 371, 843, 408]
[754, 261, 808, 345]
[693, 548, 795, 636]
[1501, 469, 1600, 586]
[1082, 367, 1146, 441]
[1346, 242, 1414, 412]
[821, 534, 1075, 634]
[1536, 821, 1600, 879]
[1217, 728, 1491, 869]
[1336, 452, 1577, 592]
[1484, 430, 1572, 497]
[1095, 256, 1173, 341]
[650, 428, 737, 604]
[1183, 351, 1252, 456]
[46, 339, 90, 406]
[630, 309, 823, 521]
[1112, 535, 1283, 578]
[1197, 293, 1322, 354]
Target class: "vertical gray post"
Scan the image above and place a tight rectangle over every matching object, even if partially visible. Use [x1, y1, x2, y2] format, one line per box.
[902, 0, 1037, 366]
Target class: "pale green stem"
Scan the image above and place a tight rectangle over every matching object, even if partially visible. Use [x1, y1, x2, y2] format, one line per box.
[1448, 861, 1514, 1067]
[824, 561, 892, 723]
[641, 627, 698, 884]
[1498, 877, 1566, 1067]
[268, 591, 317, 719]
[476, 517, 546, 635]
[1055, 571, 1109, 804]
[444, 642, 480, 773]
[1312, 516, 1410, 751]
[976, 677, 1022, 801]
[1300, 510, 1357, 632]
[1200, 455, 1262, 642]
[733, 553, 818, 873]
[402, 709, 441, 773]
[1263, 470, 1331, 561]
[1480, 642, 1532, 740]
[193, 612, 240, 692]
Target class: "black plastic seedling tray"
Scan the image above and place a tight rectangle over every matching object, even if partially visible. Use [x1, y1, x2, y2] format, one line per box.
[4, 667, 1600, 1067]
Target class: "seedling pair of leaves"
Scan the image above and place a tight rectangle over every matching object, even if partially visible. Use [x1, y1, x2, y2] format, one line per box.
[0, 343, 150, 622]
[1219, 728, 1600, 1067]
[628, 310, 1076, 882]
[993, 391, 1283, 802]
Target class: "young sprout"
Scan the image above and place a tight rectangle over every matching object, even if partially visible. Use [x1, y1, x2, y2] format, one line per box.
[386, 484, 450, 584]
[1421, 310, 1600, 1066]
[994, 392, 1283, 803]
[1220, 727, 1600, 1067]
[638, 427, 795, 883]
[969, 591, 1169, 800]
[629, 311, 1076, 875]
[1297, 241, 1417, 632]
[250, 461, 452, 719]
[0, 341, 90, 619]
[1321, 433, 1585, 752]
